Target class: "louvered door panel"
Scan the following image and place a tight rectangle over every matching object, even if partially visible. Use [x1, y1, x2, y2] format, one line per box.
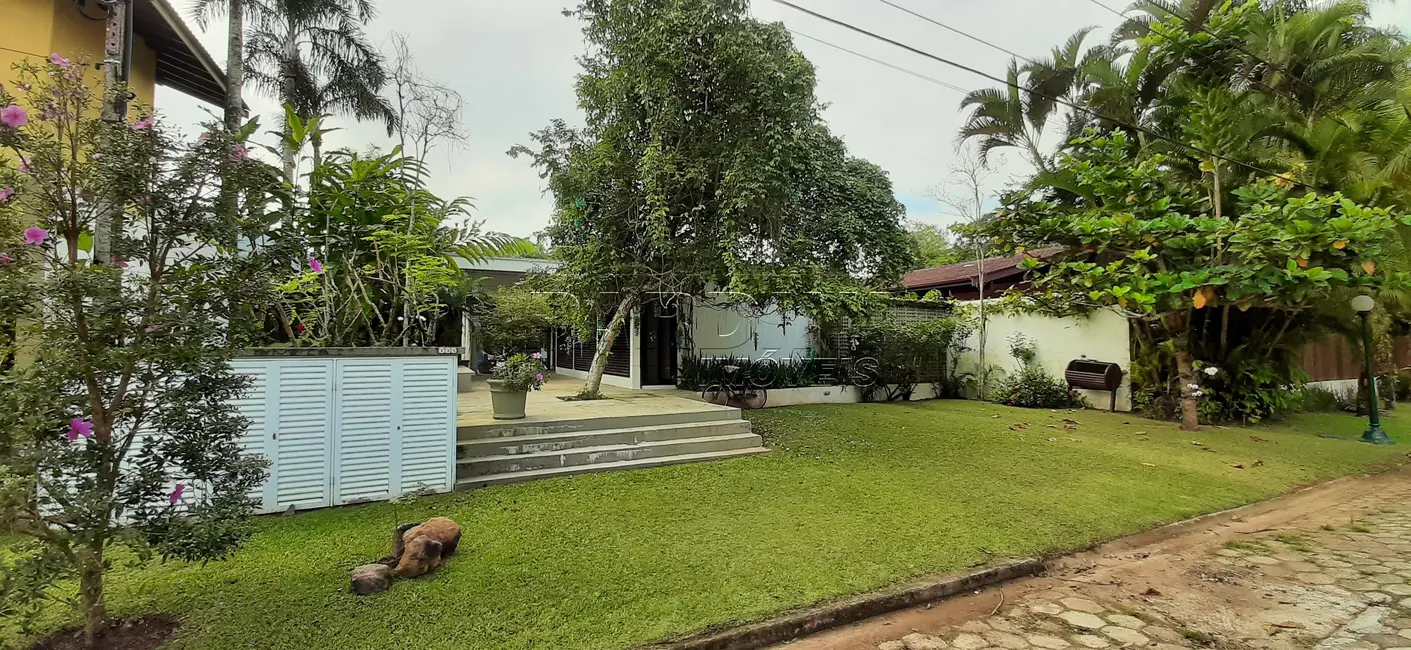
[399, 358, 454, 493]
[230, 360, 272, 506]
[333, 360, 393, 504]
[274, 362, 333, 510]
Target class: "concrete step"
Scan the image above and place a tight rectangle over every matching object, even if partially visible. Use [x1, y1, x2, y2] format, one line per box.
[457, 432, 764, 477]
[457, 408, 739, 440]
[457, 419, 754, 458]
[456, 447, 769, 489]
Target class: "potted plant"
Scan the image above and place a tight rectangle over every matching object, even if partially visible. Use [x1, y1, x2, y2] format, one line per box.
[488, 353, 547, 420]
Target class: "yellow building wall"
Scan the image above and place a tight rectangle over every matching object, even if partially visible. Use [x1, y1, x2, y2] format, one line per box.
[0, 0, 157, 108]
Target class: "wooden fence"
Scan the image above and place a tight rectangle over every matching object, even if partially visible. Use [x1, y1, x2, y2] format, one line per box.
[1298, 335, 1411, 381]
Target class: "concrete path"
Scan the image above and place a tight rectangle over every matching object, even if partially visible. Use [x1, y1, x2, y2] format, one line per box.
[773, 469, 1411, 650]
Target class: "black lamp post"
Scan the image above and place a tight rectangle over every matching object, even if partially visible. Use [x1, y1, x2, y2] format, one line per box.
[1352, 294, 1393, 445]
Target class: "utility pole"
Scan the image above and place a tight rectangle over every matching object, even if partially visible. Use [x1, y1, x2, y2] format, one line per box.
[97, 0, 134, 267]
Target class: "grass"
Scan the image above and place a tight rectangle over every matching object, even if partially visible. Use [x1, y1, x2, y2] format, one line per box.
[3, 401, 1407, 650]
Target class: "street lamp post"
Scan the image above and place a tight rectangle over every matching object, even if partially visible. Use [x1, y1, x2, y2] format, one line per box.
[1352, 295, 1393, 445]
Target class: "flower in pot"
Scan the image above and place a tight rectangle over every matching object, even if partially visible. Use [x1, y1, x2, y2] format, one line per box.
[488, 353, 547, 420]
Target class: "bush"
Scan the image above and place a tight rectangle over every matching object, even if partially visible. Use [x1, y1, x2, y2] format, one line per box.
[1292, 384, 1355, 412]
[997, 365, 1084, 409]
[678, 354, 823, 391]
[478, 285, 559, 357]
[491, 353, 547, 392]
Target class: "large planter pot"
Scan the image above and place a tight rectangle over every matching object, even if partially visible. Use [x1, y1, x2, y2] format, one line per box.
[487, 379, 528, 420]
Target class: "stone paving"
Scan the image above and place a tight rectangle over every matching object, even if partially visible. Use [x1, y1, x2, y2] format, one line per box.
[872, 492, 1411, 650]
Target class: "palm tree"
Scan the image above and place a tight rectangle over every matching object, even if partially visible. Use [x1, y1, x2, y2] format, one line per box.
[239, 0, 392, 182]
[291, 58, 397, 167]
[958, 61, 1054, 173]
[191, 0, 258, 130]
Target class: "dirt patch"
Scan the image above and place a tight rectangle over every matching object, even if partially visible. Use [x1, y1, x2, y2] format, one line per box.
[29, 617, 178, 650]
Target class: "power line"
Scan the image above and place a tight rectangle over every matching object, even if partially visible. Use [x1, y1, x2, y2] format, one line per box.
[788, 29, 971, 95]
[870, 0, 1035, 65]
[766, 0, 1318, 191]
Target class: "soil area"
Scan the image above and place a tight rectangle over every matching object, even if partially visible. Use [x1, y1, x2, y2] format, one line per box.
[772, 467, 1411, 650]
[28, 616, 178, 650]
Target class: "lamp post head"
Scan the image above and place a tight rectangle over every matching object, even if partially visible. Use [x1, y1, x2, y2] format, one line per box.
[1352, 295, 1376, 314]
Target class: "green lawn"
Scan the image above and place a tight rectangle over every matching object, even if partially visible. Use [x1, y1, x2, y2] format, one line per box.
[5, 402, 1407, 649]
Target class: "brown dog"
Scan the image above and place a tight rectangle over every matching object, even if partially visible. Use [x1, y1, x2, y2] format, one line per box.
[391, 517, 462, 578]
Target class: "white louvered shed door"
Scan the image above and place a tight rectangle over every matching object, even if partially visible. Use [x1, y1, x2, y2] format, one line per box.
[229, 360, 272, 507]
[331, 360, 395, 505]
[397, 357, 456, 495]
[273, 361, 335, 511]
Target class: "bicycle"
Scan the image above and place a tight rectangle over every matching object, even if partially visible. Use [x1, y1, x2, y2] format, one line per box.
[701, 365, 768, 410]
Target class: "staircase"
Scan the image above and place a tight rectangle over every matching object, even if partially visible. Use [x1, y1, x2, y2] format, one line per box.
[455, 407, 767, 489]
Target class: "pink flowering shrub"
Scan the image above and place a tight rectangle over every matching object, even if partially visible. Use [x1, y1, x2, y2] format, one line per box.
[492, 353, 549, 392]
[0, 58, 268, 641]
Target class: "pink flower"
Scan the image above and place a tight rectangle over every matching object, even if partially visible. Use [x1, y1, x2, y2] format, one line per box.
[0, 188, 11, 202]
[531, 352, 542, 360]
[169, 484, 185, 504]
[132, 116, 154, 130]
[535, 374, 544, 382]
[48, 53, 70, 69]
[1, 104, 27, 129]
[66, 417, 93, 441]
[22, 227, 47, 245]
[18, 156, 28, 174]
[145, 323, 160, 334]
[231, 145, 248, 162]
[113, 257, 129, 268]
[309, 258, 324, 274]
[0, 253, 10, 266]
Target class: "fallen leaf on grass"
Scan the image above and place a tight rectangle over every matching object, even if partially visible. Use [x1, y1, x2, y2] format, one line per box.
[1063, 418, 1080, 425]
[1010, 423, 1029, 430]
[1250, 436, 1268, 443]
[1191, 441, 1204, 446]
[1047, 437, 1058, 442]
[1254, 459, 1264, 467]
[1133, 431, 1147, 435]
[1230, 463, 1245, 469]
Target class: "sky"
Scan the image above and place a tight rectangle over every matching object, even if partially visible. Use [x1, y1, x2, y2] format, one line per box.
[154, 0, 1411, 239]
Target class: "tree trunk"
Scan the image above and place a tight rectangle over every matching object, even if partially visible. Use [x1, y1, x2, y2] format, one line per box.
[80, 541, 107, 647]
[280, 15, 299, 184]
[223, 0, 245, 131]
[1174, 342, 1200, 431]
[581, 294, 635, 398]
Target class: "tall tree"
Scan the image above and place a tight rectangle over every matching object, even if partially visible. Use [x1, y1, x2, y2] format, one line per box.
[513, 0, 911, 397]
[191, 0, 250, 130]
[238, 0, 391, 182]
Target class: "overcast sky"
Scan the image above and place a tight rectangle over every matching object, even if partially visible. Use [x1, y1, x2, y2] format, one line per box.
[155, 0, 1411, 239]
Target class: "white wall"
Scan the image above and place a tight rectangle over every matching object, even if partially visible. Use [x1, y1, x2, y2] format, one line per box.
[954, 303, 1133, 411]
[692, 302, 814, 361]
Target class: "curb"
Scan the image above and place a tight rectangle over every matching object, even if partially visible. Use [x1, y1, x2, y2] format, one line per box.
[649, 557, 1045, 650]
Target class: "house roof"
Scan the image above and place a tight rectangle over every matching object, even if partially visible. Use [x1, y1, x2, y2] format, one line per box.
[133, 0, 231, 107]
[899, 246, 1063, 292]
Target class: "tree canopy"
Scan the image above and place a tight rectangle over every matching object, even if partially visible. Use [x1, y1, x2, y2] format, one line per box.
[512, 0, 912, 395]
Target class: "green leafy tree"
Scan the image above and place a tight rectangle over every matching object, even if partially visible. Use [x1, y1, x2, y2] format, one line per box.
[986, 132, 1406, 429]
[0, 60, 267, 644]
[512, 0, 912, 397]
[906, 222, 967, 270]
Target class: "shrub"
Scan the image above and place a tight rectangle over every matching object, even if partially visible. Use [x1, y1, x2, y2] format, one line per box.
[997, 365, 1084, 409]
[478, 285, 559, 357]
[677, 354, 823, 391]
[0, 59, 267, 642]
[1292, 385, 1355, 412]
[491, 353, 548, 392]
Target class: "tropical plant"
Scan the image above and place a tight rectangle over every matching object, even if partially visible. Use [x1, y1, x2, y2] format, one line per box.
[491, 353, 547, 392]
[204, 0, 394, 181]
[0, 60, 267, 645]
[511, 0, 913, 398]
[984, 132, 1406, 429]
[997, 365, 1084, 409]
